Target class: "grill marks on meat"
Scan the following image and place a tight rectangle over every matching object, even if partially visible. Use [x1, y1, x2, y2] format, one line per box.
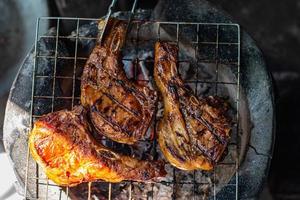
[29, 106, 166, 187]
[81, 19, 157, 144]
[29, 18, 232, 188]
[154, 42, 232, 170]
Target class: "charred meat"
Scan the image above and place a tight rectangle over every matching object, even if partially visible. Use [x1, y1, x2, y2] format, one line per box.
[29, 106, 166, 186]
[81, 19, 157, 144]
[154, 42, 232, 170]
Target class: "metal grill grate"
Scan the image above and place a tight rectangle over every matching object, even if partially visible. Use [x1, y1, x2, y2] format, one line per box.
[24, 16, 240, 200]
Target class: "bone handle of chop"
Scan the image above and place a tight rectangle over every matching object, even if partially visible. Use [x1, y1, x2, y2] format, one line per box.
[99, 0, 138, 46]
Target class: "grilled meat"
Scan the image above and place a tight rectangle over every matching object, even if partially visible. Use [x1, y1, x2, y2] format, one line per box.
[154, 42, 231, 170]
[29, 106, 166, 186]
[81, 19, 157, 144]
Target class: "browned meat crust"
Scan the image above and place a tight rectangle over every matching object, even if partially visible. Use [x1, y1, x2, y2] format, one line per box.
[154, 42, 232, 170]
[81, 19, 157, 144]
[29, 106, 166, 186]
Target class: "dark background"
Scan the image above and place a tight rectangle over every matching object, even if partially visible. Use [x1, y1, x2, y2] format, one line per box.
[207, 1, 300, 199]
[1, 0, 299, 199]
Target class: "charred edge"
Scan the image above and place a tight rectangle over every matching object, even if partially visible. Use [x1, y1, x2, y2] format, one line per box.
[90, 105, 133, 137]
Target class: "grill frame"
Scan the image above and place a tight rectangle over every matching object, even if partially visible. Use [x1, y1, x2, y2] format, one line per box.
[24, 16, 241, 200]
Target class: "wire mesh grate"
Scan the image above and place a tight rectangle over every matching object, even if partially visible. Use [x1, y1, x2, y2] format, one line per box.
[24, 16, 240, 200]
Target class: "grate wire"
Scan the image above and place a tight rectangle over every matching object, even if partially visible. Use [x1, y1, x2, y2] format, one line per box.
[24, 16, 240, 200]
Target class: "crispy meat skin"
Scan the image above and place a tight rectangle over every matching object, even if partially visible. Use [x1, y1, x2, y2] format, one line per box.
[154, 42, 231, 170]
[29, 106, 166, 186]
[81, 19, 157, 144]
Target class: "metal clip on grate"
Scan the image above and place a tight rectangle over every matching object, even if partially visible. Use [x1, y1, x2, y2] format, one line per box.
[24, 3, 240, 200]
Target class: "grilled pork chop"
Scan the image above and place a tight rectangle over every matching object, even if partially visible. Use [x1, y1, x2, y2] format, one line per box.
[154, 42, 231, 170]
[29, 106, 166, 186]
[81, 19, 157, 144]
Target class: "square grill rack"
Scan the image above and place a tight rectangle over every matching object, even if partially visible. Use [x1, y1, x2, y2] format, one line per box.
[24, 16, 240, 200]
